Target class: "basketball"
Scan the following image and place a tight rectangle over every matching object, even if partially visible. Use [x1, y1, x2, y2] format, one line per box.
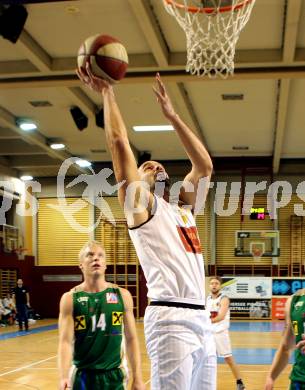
[77, 34, 128, 83]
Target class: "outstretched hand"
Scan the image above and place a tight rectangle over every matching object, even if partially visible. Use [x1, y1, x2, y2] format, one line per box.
[153, 73, 176, 120]
[76, 62, 112, 95]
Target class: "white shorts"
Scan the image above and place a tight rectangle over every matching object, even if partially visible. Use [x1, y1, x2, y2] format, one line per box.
[214, 329, 232, 358]
[144, 305, 217, 390]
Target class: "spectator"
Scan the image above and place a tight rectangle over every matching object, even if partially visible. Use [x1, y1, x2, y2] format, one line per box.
[12, 279, 30, 331]
[0, 298, 11, 326]
[3, 293, 16, 325]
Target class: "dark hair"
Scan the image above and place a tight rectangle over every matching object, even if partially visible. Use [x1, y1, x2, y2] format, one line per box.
[209, 276, 222, 284]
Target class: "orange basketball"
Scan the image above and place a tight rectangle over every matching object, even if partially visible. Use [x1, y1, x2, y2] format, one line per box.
[77, 34, 128, 83]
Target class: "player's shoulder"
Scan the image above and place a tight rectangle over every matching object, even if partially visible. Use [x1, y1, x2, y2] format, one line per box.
[59, 291, 73, 313]
[107, 282, 120, 290]
[118, 286, 132, 298]
[117, 287, 133, 309]
[220, 293, 230, 301]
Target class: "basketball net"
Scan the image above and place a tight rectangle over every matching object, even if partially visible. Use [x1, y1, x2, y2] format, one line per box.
[251, 247, 263, 261]
[163, 0, 256, 78]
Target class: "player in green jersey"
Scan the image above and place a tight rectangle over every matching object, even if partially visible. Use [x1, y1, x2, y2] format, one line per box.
[265, 288, 305, 390]
[58, 240, 145, 390]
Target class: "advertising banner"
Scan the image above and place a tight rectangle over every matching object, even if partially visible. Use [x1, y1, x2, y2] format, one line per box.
[230, 299, 271, 319]
[222, 277, 272, 299]
[271, 297, 287, 320]
[272, 279, 305, 296]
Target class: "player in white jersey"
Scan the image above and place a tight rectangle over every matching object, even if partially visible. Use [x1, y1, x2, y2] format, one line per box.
[77, 66, 216, 390]
[206, 276, 246, 390]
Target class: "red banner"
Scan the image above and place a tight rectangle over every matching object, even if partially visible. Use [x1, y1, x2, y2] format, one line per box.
[272, 297, 287, 320]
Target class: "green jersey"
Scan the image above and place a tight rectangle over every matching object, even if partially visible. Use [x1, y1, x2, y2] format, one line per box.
[73, 286, 125, 371]
[290, 289, 305, 384]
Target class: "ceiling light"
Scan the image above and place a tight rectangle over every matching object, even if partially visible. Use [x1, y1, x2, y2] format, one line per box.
[133, 125, 174, 132]
[76, 159, 91, 168]
[16, 118, 37, 131]
[20, 175, 33, 181]
[50, 143, 65, 150]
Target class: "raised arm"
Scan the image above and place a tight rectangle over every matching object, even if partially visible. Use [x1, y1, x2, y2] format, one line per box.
[120, 288, 145, 390]
[153, 73, 213, 210]
[58, 292, 74, 390]
[77, 64, 151, 226]
[211, 296, 230, 324]
[264, 297, 295, 390]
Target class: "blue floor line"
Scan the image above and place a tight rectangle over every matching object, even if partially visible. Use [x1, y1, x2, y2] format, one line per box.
[218, 347, 294, 365]
[0, 324, 58, 340]
[230, 321, 285, 332]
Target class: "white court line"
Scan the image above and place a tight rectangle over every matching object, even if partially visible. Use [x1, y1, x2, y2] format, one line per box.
[144, 378, 151, 385]
[0, 355, 57, 377]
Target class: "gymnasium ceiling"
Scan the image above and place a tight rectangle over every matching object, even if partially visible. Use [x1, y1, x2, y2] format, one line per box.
[0, 0, 305, 179]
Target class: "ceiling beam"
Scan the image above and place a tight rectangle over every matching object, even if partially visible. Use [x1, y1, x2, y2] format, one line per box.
[0, 60, 37, 75]
[17, 30, 52, 71]
[0, 140, 46, 155]
[0, 49, 286, 77]
[166, 83, 209, 148]
[63, 87, 98, 117]
[2, 66, 305, 90]
[0, 105, 86, 172]
[0, 156, 18, 177]
[282, 0, 302, 63]
[17, 30, 97, 119]
[127, 0, 169, 67]
[0, 164, 18, 178]
[10, 155, 62, 169]
[272, 79, 291, 174]
[0, 128, 22, 139]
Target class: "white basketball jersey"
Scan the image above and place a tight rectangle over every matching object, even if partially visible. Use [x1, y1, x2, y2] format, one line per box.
[206, 293, 230, 332]
[128, 196, 205, 304]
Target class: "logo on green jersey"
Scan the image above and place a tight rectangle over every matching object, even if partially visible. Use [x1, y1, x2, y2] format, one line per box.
[75, 315, 86, 330]
[112, 312, 123, 326]
[292, 320, 299, 336]
[295, 301, 304, 310]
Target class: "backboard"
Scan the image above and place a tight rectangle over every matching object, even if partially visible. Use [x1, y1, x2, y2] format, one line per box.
[235, 231, 280, 257]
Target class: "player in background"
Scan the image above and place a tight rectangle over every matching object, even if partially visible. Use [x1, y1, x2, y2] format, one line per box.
[206, 276, 246, 390]
[265, 288, 305, 390]
[58, 240, 145, 390]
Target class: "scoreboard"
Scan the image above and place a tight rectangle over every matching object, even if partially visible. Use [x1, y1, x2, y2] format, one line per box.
[250, 207, 268, 220]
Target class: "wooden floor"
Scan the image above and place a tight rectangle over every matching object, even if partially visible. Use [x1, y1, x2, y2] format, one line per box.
[0, 320, 291, 389]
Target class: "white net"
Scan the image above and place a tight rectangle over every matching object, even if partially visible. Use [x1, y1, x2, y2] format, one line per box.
[250, 242, 265, 261]
[162, 0, 256, 78]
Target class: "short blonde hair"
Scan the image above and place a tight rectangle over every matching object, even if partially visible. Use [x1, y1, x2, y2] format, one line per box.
[78, 240, 106, 262]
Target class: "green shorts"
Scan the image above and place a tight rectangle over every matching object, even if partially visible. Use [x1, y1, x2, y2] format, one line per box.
[72, 367, 126, 390]
[290, 381, 305, 390]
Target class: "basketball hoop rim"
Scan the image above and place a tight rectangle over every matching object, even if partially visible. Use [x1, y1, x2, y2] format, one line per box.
[165, 0, 253, 14]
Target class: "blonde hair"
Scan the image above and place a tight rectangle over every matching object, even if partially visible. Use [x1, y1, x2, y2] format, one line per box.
[78, 240, 106, 262]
